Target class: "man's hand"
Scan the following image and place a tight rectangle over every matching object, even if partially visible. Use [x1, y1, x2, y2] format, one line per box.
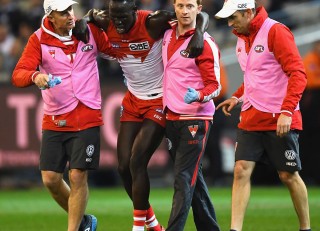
[276, 114, 292, 137]
[91, 9, 109, 31]
[73, 9, 109, 43]
[73, 19, 89, 43]
[216, 98, 239, 116]
[185, 29, 204, 58]
[184, 87, 200, 104]
[35, 74, 62, 90]
[33, 73, 49, 89]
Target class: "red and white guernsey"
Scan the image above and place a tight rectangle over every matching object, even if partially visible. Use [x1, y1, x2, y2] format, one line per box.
[103, 10, 163, 100]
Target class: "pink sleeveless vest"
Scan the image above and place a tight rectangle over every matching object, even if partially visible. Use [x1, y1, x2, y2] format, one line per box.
[236, 18, 299, 113]
[35, 27, 101, 115]
[162, 29, 215, 116]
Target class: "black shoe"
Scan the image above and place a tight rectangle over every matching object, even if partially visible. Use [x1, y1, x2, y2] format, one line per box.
[79, 214, 97, 231]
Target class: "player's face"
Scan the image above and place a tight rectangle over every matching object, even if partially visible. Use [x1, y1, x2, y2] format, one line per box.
[227, 10, 252, 35]
[48, 6, 75, 36]
[174, 0, 201, 29]
[109, 1, 136, 34]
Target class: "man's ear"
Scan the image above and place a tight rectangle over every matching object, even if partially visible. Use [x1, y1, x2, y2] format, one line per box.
[246, 8, 254, 19]
[198, 5, 202, 14]
[47, 15, 54, 23]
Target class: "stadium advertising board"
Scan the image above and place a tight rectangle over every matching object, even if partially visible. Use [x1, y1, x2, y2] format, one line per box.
[0, 84, 169, 169]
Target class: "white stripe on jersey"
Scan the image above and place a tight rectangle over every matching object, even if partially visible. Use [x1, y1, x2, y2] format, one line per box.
[100, 39, 164, 100]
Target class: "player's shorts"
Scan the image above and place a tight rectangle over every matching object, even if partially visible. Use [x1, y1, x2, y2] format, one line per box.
[235, 129, 302, 172]
[40, 126, 100, 172]
[120, 91, 165, 127]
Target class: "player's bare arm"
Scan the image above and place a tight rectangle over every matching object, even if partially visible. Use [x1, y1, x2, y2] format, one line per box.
[187, 11, 209, 58]
[73, 9, 110, 43]
[145, 10, 176, 40]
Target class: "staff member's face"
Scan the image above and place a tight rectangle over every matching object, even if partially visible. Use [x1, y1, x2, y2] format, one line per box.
[227, 9, 253, 35]
[174, 0, 202, 29]
[48, 6, 76, 36]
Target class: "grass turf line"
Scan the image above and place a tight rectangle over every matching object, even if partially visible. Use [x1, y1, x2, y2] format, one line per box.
[0, 187, 319, 231]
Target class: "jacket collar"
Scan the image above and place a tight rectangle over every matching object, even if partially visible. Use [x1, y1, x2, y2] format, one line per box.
[39, 15, 76, 48]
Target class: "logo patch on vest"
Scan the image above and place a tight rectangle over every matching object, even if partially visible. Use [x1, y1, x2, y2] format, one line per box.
[180, 49, 189, 58]
[49, 50, 55, 58]
[81, 44, 93, 52]
[237, 47, 242, 55]
[254, 45, 264, 53]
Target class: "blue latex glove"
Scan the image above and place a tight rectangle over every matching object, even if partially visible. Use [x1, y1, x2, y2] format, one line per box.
[184, 87, 199, 104]
[40, 74, 62, 90]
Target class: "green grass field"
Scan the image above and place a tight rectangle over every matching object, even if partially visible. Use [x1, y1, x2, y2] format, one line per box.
[0, 187, 319, 231]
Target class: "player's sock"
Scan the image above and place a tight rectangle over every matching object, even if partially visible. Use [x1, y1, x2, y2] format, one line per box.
[230, 229, 237, 231]
[132, 209, 147, 231]
[145, 206, 161, 230]
[300, 229, 311, 231]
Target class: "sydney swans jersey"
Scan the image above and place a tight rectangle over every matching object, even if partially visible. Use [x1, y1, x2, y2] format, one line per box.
[103, 10, 163, 100]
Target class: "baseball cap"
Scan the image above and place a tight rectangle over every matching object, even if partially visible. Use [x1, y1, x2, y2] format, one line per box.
[43, 0, 78, 15]
[215, 0, 255, 19]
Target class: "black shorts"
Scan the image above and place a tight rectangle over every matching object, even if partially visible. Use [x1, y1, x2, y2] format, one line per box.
[235, 129, 302, 172]
[40, 127, 100, 172]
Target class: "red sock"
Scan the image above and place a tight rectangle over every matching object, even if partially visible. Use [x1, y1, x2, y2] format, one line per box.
[133, 209, 147, 231]
[146, 206, 161, 230]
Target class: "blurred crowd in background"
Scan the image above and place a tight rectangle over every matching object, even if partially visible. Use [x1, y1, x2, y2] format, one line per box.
[1, 0, 318, 84]
[1, 0, 320, 188]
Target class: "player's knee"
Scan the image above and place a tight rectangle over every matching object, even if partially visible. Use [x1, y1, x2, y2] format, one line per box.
[278, 171, 299, 185]
[69, 169, 87, 187]
[41, 171, 62, 191]
[117, 151, 131, 176]
[118, 162, 130, 177]
[129, 155, 147, 175]
[233, 161, 253, 180]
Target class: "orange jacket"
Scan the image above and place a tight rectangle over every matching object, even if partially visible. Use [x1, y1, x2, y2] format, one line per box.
[303, 50, 320, 89]
[215, 62, 228, 102]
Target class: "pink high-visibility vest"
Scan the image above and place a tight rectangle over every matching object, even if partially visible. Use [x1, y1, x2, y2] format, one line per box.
[237, 18, 299, 113]
[35, 27, 101, 115]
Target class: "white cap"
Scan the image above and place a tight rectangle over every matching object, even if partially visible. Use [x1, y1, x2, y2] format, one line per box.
[215, 0, 255, 18]
[43, 0, 78, 15]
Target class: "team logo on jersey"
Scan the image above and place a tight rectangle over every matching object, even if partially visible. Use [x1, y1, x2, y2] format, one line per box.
[285, 150, 296, 160]
[129, 41, 150, 51]
[188, 125, 198, 138]
[49, 50, 55, 58]
[254, 45, 264, 53]
[81, 44, 93, 52]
